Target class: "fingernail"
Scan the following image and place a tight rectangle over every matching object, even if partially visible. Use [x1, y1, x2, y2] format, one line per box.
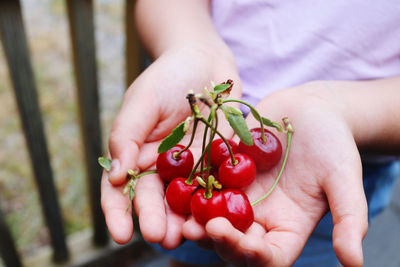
[108, 159, 120, 180]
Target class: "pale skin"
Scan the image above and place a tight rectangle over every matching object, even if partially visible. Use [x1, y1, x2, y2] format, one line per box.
[101, 0, 400, 266]
[183, 79, 400, 266]
[101, 0, 240, 248]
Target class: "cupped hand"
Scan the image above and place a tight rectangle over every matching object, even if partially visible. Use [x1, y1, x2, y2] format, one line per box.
[100, 46, 241, 248]
[182, 82, 368, 267]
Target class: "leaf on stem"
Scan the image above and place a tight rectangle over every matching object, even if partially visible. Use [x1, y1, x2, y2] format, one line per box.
[213, 83, 232, 94]
[158, 121, 186, 153]
[250, 108, 262, 122]
[123, 184, 130, 195]
[261, 117, 284, 132]
[249, 109, 283, 132]
[129, 187, 135, 201]
[221, 105, 253, 146]
[98, 157, 112, 171]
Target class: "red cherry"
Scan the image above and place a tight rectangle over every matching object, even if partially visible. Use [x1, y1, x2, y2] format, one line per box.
[205, 139, 238, 168]
[218, 153, 257, 188]
[166, 177, 198, 214]
[238, 128, 282, 171]
[190, 189, 227, 225]
[222, 189, 254, 232]
[156, 145, 194, 183]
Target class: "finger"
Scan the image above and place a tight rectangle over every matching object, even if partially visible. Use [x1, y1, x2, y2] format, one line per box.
[182, 216, 219, 250]
[238, 235, 274, 267]
[323, 157, 368, 267]
[136, 142, 160, 171]
[207, 217, 304, 267]
[182, 216, 207, 241]
[244, 222, 267, 237]
[239, 230, 303, 267]
[206, 217, 246, 265]
[134, 173, 167, 243]
[107, 87, 159, 185]
[101, 172, 133, 244]
[159, 201, 186, 250]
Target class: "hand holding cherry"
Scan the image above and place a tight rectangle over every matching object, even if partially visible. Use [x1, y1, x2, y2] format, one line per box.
[101, 80, 369, 267]
[182, 83, 368, 267]
[100, 80, 293, 234]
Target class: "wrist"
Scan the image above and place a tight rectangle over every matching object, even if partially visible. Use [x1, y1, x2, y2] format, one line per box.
[314, 78, 400, 154]
[162, 41, 236, 70]
[135, 0, 233, 63]
[125, 41, 241, 114]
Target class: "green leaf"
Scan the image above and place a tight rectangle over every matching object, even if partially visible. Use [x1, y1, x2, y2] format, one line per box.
[158, 121, 186, 153]
[123, 184, 129, 195]
[250, 108, 262, 122]
[249, 108, 283, 132]
[98, 157, 112, 171]
[213, 83, 231, 94]
[221, 105, 253, 146]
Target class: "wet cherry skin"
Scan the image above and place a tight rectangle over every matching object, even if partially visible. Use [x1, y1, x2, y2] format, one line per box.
[238, 128, 282, 171]
[190, 189, 228, 225]
[218, 153, 257, 188]
[222, 189, 254, 232]
[166, 177, 199, 214]
[156, 144, 194, 183]
[205, 139, 239, 168]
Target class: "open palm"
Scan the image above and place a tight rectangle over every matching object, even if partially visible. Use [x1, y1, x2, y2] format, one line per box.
[101, 48, 240, 249]
[183, 84, 368, 267]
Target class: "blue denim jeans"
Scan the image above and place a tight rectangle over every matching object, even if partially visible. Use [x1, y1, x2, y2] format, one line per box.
[153, 160, 400, 266]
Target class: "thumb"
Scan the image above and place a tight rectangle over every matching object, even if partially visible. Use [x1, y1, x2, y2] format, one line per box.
[323, 157, 368, 267]
[107, 88, 158, 185]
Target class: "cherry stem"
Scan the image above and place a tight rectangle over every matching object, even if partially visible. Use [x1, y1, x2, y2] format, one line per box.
[134, 170, 158, 179]
[187, 92, 201, 115]
[195, 167, 211, 173]
[199, 110, 214, 181]
[174, 119, 199, 159]
[204, 175, 215, 199]
[199, 117, 237, 165]
[251, 117, 294, 206]
[124, 169, 158, 211]
[206, 109, 218, 180]
[196, 176, 206, 188]
[187, 110, 214, 185]
[186, 145, 210, 185]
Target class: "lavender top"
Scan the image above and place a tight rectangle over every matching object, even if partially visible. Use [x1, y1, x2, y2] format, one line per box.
[211, 0, 400, 105]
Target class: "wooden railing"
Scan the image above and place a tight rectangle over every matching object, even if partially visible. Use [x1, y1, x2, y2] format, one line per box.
[0, 0, 147, 266]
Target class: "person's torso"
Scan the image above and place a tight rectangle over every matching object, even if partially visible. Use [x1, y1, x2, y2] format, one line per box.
[212, 0, 400, 104]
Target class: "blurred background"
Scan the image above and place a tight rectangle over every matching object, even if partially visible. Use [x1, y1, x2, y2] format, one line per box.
[0, 0, 399, 267]
[0, 0, 125, 264]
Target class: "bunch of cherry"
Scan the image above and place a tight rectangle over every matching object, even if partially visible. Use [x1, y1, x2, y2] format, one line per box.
[99, 80, 293, 233]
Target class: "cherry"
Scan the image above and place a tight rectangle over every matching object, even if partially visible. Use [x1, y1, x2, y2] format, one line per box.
[166, 177, 199, 214]
[205, 139, 238, 168]
[238, 128, 282, 171]
[190, 189, 227, 225]
[218, 153, 257, 188]
[223, 189, 254, 232]
[156, 144, 194, 183]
